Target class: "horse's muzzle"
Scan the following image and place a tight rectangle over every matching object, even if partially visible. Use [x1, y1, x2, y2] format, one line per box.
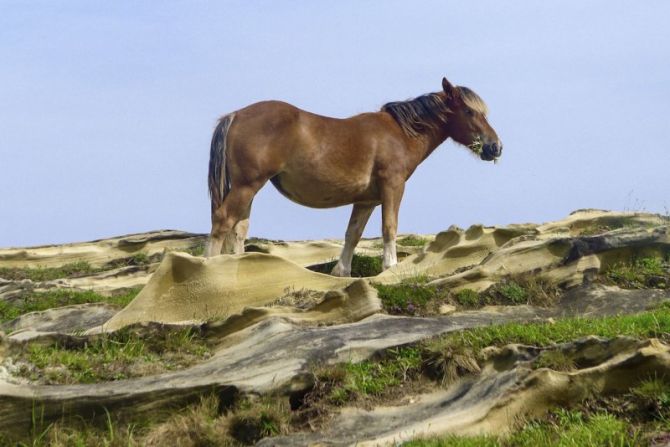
[481, 142, 502, 161]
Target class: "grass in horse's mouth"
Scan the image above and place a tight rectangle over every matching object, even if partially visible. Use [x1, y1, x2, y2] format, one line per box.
[468, 137, 483, 155]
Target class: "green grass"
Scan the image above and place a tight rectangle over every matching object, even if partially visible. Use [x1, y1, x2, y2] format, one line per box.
[373, 276, 438, 314]
[0, 261, 99, 282]
[495, 281, 528, 304]
[228, 397, 290, 444]
[18, 327, 211, 384]
[0, 253, 163, 282]
[397, 235, 430, 247]
[185, 242, 207, 257]
[313, 347, 423, 405]
[605, 256, 669, 289]
[483, 275, 560, 307]
[631, 377, 670, 417]
[430, 306, 670, 357]
[454, 289, 480, 307]
[533, 349, 576, 372]
[0, 288, 140, 323]
[405, 410, 639, 447]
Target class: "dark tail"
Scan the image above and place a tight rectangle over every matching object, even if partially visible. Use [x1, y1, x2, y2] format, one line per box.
[208, 113, 235, 213]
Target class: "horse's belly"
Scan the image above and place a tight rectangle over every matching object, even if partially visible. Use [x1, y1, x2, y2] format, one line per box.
[270, 172, 377, 208]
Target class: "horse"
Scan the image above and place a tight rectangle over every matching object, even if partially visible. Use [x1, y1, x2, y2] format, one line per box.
[205, 77, 502, 276]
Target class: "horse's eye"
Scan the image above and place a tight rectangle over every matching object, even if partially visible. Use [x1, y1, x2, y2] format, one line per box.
[465, 109, 475, 116]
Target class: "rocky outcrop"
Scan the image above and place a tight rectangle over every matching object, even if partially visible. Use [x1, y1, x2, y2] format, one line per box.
[0, 210, 669, 443]
[261, 337, 670, 446]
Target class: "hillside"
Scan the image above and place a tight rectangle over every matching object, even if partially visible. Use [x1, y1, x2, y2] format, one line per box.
[1, 209, 669, 446]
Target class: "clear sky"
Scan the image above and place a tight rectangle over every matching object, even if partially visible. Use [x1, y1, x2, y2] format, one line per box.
[1, 1, 669, 248]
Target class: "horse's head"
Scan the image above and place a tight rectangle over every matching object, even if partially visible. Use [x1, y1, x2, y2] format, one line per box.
[441, 77, 502, 162]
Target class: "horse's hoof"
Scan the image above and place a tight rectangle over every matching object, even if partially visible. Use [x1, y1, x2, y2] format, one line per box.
[330, 263, 351, 277]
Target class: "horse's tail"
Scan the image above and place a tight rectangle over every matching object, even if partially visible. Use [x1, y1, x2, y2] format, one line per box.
[208, 113, 235, 213]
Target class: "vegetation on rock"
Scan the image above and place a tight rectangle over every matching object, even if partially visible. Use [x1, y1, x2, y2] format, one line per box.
[308, 254, 383, 277]
[0, 288, 140, 323]
[15, 326, 211, 384]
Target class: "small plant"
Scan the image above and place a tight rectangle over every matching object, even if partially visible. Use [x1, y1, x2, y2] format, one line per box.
[422, 337, 480, 385]
[454, 289, 480, 307]
[106, 252, 159, 269]
[374, 277, 438, 315]
[484, 276, 559, 307]
[497, 281, 527, 304]
[605, 256, 669, 289]
[228, 397, 290, 444]
[350, 255, 383, 277]
[185, 242, 207, 257]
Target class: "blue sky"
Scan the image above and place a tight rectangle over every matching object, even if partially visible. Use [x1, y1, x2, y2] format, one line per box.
[1, 1, 669, 247]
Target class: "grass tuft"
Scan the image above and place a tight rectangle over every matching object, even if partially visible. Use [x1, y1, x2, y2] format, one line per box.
[533, 349, 576, 372]
[309, 254, 383, 277]
[604, 256, 669, 289]
[0, 288, 140, 324]
[310, 347, 423, 407]
[397, 235, 430, 247]
[422, 337, 480, 385]
[17, 327, 211, 384]
[373, 276, 439, 315]
[228, 397, 290, 444]
[454, 289, 480, 307]
[0, 261, 98, 282]
[405, 409, 640, 446]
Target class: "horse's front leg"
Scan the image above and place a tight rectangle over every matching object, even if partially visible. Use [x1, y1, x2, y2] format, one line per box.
[381, 182, 405, 270]
[331, 203, 376, 277]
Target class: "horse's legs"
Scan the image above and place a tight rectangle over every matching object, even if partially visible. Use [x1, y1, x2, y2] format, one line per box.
[206, 186, 258, 257]
[227, 200, 252, 254]
[380, 182, 405, 270]
[331, 203, 376, 277]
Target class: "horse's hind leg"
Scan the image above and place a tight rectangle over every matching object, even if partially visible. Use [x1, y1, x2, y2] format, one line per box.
[331, 204, 375, 277]
[380, 182, 405, 270]
[223, 201, 252, 254]
[206, 186, 258, 257]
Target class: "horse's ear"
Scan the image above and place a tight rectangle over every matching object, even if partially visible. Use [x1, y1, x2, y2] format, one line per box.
[442, 77, 457, 99]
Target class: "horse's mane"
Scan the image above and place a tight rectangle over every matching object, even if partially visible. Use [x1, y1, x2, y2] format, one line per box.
[381, 87, 488, 138]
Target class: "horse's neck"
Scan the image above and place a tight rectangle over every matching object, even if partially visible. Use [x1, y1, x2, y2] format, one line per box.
[412, 129, 450, 163]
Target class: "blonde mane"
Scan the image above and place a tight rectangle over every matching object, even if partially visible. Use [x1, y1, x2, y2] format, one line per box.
[381, 86, 488, 138]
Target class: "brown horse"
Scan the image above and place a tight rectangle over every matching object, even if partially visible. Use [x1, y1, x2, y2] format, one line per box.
[206, 77, 502, 276]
